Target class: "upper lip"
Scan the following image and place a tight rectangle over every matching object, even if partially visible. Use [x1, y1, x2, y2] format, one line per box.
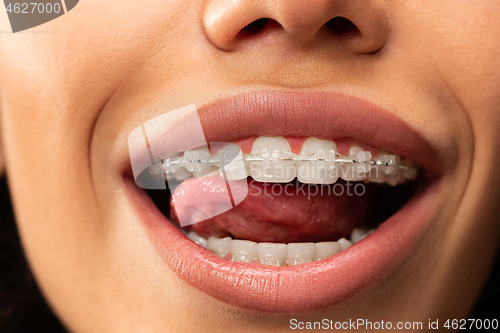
[196, 90, 442, 174]
[126, 90, 442, 178]
[125, 90, 444, 313]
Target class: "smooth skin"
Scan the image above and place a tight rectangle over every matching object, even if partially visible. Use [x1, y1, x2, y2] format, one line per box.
[1, 0, 500, 332]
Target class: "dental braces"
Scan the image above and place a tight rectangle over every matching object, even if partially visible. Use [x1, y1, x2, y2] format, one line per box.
[161, 149, 418, 179]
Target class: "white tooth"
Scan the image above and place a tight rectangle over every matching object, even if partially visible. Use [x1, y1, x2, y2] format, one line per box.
[218, 146, 248, 181]
[326, 149, 337, 171]
[340, 145, 367, 181]
[183, 150, 195, 172]
[397, 171, 406, 184]
[250, 137, 296, 183]
[386, 171, 404, 186]
[313, 242, 341, 261]
[389, 171, 405, 185]
[317, 149, 326, 170]
[257, 243, 287, 266]
[174, 167, 192, 181]
[379, 153, 400, 175]
[359, 150, 373, 173]
[191, 146, 213, 178]
[339, 163, 362, 181]
[350, 228, 370, 243]
[229, 240, 258, 263]
[148, 163, 162, 176]
[297, 138, 339, 184]
[337, 238, 352, 251]
[401, 159, 417, 180]
[286, 243, 315, 266]
[165, 173, 175, 181]
[386, 174, 399, 186]
[206, 236, 232, 258]
[366, 166, 385, 183]
[187, 231, 207, 248]
[347, 146, 372, 173]
[270, 149, 280, 168]
[163, 158, 179, 174]
[402, 166, 416, 180]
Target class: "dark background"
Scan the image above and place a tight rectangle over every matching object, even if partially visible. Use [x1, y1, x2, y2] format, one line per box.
[0, 176, 498, 332]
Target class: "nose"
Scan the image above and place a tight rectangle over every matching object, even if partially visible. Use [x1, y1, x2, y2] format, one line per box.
[203, 0, 389, 54]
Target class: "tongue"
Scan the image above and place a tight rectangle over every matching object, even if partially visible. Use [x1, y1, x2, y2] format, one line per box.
[170, 176, 371, 243]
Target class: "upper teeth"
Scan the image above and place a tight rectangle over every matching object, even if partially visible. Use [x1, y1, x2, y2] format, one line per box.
[160, 136, 417, 185]
[297, 137, 339, 184]
[249, 137, 296, 183]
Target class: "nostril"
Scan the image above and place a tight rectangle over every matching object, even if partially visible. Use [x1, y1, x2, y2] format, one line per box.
[326, 17, 358, 35]
[243, 18, 270, 34]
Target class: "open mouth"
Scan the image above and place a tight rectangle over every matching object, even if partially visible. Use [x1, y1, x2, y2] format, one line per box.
[125, 91, 443, 313]
[147, 136, 418, 265]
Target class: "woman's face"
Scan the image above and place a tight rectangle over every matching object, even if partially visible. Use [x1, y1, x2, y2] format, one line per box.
[1, 0, 500, 331]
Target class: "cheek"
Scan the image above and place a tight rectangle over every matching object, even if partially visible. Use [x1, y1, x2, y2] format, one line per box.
[402, 0, 500, 120]
[0, 1, 203, 329]
[396, 0, 500, 187]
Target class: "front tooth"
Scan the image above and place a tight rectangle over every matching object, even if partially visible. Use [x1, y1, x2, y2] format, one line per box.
[337, 238, 352, 251]
[206, 236, 232, 258]
[249, 137, 296, 183]
[174, 167, 192, 181]
[229, 240, 258, 263]
[257, 243, 287, 266]
[313, 242, 341, 261]
[187, 231, 207, 248]
[350, 228, 370, 243]
[217, 145, 248, 181]
[297, 138, 339, 184]
[286, 243, 315, 266]
[340, 145, 367, 181]
[326, 149, 337, 171]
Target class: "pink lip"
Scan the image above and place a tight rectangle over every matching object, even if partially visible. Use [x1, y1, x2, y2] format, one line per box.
[125, 91, 444, 313]
[198, 91, 442, 175]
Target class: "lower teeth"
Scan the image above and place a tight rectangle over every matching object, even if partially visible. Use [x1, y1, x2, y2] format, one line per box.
[185, 227, 375, 266]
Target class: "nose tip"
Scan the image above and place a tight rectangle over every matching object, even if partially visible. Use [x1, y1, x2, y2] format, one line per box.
[203, 0, 389, 54]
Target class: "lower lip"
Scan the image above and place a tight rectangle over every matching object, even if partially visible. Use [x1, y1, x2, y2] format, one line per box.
[127, 177, 440, 313]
